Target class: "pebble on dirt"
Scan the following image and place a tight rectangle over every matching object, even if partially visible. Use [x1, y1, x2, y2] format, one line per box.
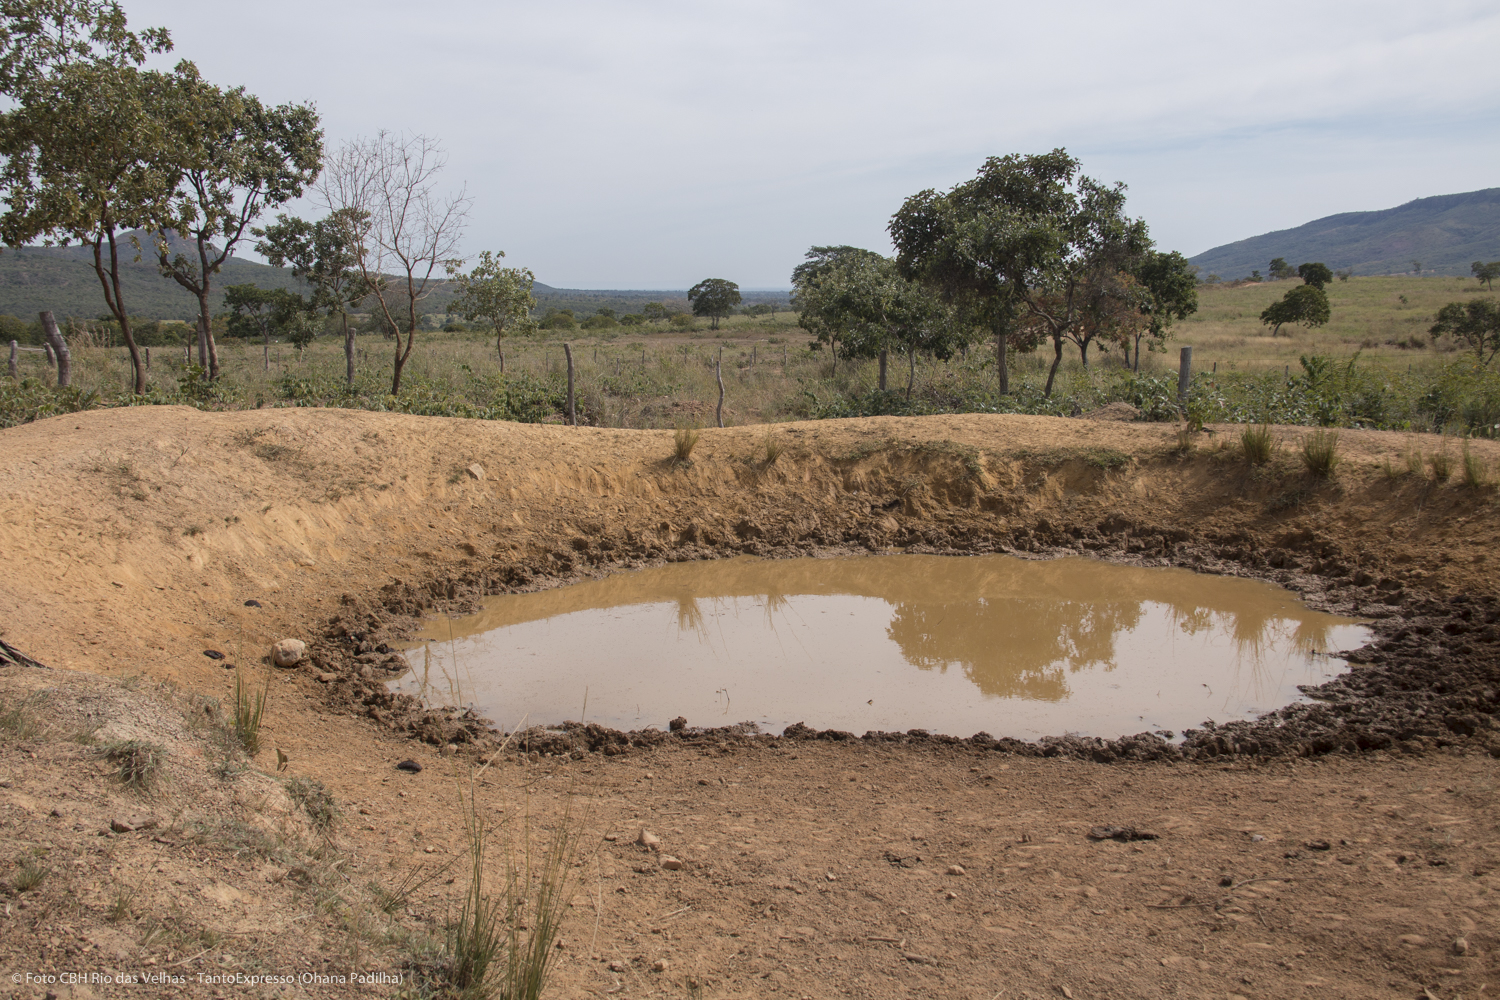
[202, 650, 224, 660]
[652, 959, 668, 973]
[946, 864, 966, 876]
[637, 829, 661, 851]
[243, 599, 262, 608]
[661, 856, 683, 870]
[466, 463, 485, 481]
[271, 638, 307, 667]
[395, 759, 422, 773]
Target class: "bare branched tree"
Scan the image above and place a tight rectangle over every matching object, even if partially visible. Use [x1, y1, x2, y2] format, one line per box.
[319, 131, 469, 394]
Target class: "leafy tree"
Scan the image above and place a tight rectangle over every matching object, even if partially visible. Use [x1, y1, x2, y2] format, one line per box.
[1335, 268, 1354, 282]
[890, 149, 1149, 397]
[1129, 250, 1198, 370]
[1411, 260, 1422, 275]
[539, 308, 575, 330]
[619, 313, 644, 326]
[1297, 262, 1333, 290]
[688, 278, 740, 329]
[792, 246, 886, 375]
[1248, 270, 1263, 282]
[1268, 258, 1294, 280]
[641, 301, 668, 324]
[1260, 284, 1330, 336]
[318, 131, 470, 395]
[150, 67, 322, 380]
[257, 208, 365, 386]
[223, 283, 311, 367]
[1430, 298, 1500, 364]
[1472, 261, 1500, 290]
[0, 0, 176, 393]
[445, 249, 535, 372]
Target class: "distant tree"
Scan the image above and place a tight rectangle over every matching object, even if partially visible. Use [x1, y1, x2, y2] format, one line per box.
[257, 208, 366, 386]
[539, 308, 575, 330]
[595, 306, 616, 319]
[1297, 262, 1333, 290]
[619, 313, 644, 326]
[641, 301, 668, 324]
[318, 131, 470, 395]
[688, 278, 741, 329]
[223, 283, 311, 368]
[0, 0, 177, 394]
[579, 312, 617, 330]
[444, 249, 535, 372]
[792, 246, 886, 374]
[1130, 250, 1199, 370]
[1335, 268, 1354, 282]
[1430, 298, 1500, 365]
[1268, 258, 1294, 280]
[1411, 260, 1422, 275]
[1248, 270, 1263, 282]
[1204, 273, 1221, 285]
[746, 302, 773, 318]
[1472, 261, 1500, 290]
[150, 66, 322, 380]
[667, 312, 695, 330]
[1260, 284, 1330, 336]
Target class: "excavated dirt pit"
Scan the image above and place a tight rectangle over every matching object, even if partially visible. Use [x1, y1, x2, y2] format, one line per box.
[394, 553, 1370, 740]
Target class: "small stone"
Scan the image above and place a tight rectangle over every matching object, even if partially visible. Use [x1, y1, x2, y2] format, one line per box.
[109, 819, 133, 834]
[395, 759, 423, 773]
[243, 599, 262, 608]
[697, 778, 711, 785]
[1249, 834, 1265, 842]
[603, 833, 618, 842]
[607, 960, 627, 973]
[441, 744, 458, 757]
[944, 891, 958, 899]
[1398, 934, 1429, 947]
[466, 463, 485, 481]
[825, 872, 837, 881]
[669, 716, 687, 733]
[316, 671, 337, 683]
[202, 649, 225, 660]
[271, 638, 307, 668]
[1454, 936, 1470, 956]
[945, 865, 966, 876]
[661, 856, 684, 871]
[637, 829, 661, 852]
[652, 959, 668, 973]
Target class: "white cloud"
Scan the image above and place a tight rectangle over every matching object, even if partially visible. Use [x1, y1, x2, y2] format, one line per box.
[126, 0, 1500, 286]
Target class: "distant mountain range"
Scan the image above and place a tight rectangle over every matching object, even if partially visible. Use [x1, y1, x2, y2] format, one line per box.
[1188, 188, 1500, 279]
[0, 232, 790, 322]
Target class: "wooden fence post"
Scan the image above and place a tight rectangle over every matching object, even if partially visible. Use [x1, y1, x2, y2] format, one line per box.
[1177, 345, 1192, 413]
[563, 342, 576, 426]
[40, 310, 69, 387]
[715, 346, 725, 429]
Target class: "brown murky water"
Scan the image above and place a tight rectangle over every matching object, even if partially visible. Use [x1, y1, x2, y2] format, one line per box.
[393, 554, 1370, 740]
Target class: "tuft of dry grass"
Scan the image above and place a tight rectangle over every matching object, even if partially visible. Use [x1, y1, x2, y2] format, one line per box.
[672, 424, 700, 464]
[12, 852, 49, 893]
[0, 690, 48, 741]
[1300, 429, 1341, 478]
[1430, 446, 1453, 483]
[233, 670, 269, 756]
[1239, 424, 1276, 465]
[101, 739, 165, 791]
[1462, 440, 1491, 487]
[763, 430, 784, 465]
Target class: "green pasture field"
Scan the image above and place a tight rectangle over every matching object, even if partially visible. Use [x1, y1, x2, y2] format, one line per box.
[4, 276, 1498, 436]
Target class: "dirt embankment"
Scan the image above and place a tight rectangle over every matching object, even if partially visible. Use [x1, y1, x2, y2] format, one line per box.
[3, 406, 1500, 999]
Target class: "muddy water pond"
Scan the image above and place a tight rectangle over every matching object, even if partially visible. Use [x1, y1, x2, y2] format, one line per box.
[394, 554, 1370, 740]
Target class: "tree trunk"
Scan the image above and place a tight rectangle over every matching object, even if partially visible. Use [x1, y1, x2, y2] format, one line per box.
[1043, 337, 1064, 397]
[197, 288, 220, 380]
[878, 350, 888, 390]
[40, 311, 70, 388]
[498, 348, 505, 374]
[906, 347, 916, 402]
[1079, 337, 1091, 369]
[564, 342, 576, 425]
[716, 346, 725, 428]
[8, 340, 17, 380]
[496, 329, 505, 373]
[264, 329, 270, 371]
[996, 328, 1009, 395]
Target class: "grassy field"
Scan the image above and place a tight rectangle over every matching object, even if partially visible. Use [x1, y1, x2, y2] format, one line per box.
[5, 276, 1498, 435]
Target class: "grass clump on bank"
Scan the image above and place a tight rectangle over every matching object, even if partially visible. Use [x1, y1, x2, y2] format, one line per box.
[1240, 424, 1276, 464]
[101, 739, 166, 791]
[1301, 429, 1342, 478]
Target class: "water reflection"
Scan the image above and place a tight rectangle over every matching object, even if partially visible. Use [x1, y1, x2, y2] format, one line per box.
[392, 554, 1370, 739]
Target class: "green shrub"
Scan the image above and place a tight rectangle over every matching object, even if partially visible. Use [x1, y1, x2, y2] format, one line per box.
[1240, 424, 1276, 464]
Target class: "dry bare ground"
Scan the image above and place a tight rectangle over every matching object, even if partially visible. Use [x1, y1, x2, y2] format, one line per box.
[2, 405, 1499, 999]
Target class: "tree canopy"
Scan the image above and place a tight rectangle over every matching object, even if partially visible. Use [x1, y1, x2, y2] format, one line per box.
[688, 278, 740, 329]
[1260, 284, 1330, 336]
[1473, 261, 1500, 291]
[1296, 261, 1333, 291]
[1130, 250, 1198, 370]
[256, 208, 365, 385]
[889, 148, 1150, 397]
[1430, 298, 1500, 365]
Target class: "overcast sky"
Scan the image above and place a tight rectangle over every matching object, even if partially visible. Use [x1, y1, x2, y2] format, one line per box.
[125, 0, 1499, 289]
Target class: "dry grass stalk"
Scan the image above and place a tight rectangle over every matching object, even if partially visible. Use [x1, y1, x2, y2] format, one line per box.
[1240, 424, 1276, 465]
[1300, 429, 1341, 478]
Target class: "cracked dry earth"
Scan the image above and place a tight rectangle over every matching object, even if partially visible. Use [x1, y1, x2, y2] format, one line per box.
[1, 405, 1500, 999]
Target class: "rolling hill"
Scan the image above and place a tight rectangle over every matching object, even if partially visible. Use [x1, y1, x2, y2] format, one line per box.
[0, 232, 790, 323]
[1188, 188, 1500, 280]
